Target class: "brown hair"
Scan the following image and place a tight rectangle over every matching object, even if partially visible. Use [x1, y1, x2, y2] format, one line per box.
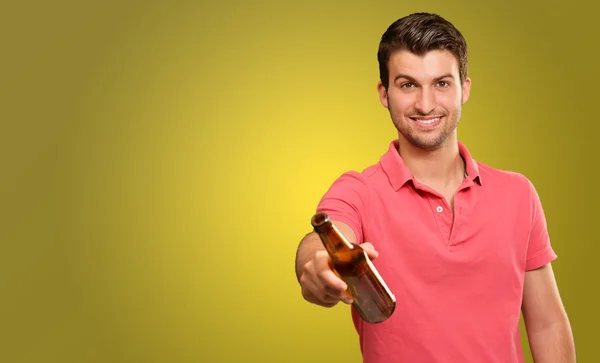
[377, 13, 468, 89]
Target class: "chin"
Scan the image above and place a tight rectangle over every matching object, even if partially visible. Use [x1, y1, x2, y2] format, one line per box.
[403, 132, 448, 150]
[413, 140, 443, 150]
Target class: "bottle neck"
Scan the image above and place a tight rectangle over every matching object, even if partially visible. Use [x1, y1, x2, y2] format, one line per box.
[313, 219, 354, 255]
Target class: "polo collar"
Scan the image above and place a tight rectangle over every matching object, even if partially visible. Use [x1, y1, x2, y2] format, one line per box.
[380, 139, 483, 191]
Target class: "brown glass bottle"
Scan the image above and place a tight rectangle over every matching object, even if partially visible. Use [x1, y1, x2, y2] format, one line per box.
[311, 212, 396, 324]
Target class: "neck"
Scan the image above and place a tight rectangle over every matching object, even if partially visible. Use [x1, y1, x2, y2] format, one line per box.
[397, 134, 465, 188]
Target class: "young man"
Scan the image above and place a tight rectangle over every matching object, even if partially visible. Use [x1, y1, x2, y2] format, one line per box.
[295, 12, 576, 363]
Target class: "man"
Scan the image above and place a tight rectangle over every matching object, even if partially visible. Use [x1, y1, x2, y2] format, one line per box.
[295, 12, 576, 363]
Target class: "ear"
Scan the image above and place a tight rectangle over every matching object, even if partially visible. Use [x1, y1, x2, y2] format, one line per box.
[377, 81, 389, 108]
[461, 77, 472, 104]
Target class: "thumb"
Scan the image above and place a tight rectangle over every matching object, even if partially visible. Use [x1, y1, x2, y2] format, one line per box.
[360, 242, 379, 260]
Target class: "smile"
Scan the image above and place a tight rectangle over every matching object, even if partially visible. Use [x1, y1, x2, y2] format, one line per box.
[409, 116, 443, 126]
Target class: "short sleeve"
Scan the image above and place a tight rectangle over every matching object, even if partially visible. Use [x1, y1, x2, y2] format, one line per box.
[316, 171, 369, 244]
[525, 179, 558, 271]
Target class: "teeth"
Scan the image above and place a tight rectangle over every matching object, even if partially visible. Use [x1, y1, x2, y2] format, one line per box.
[414, 117, 440, 124]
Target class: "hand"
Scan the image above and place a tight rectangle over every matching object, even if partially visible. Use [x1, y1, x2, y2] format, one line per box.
[299, 242, 379, 308]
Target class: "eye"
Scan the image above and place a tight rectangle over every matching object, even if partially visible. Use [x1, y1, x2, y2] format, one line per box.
[400, 82, 415, 88]
[437, 80, 450, 87]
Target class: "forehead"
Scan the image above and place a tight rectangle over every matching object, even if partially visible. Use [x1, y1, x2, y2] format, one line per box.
[388, 49, 460, 79]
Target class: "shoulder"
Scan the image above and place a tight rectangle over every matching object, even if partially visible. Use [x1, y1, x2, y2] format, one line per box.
[475, 161, 545, 208]
[477, 161, 535, 192]
[329, 161, 384, 188]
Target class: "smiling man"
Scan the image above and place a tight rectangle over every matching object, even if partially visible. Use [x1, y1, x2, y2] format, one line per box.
[295, 12, 576, 363]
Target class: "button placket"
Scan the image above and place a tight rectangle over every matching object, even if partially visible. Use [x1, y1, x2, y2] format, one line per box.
[429, 197, 452, 244]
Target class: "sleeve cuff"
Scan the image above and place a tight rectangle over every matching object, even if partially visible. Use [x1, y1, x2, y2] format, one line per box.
[319, 213, 363, 244]
[525, 247, 558, 271]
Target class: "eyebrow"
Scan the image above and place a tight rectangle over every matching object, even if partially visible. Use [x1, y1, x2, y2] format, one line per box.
[393, 73, 455, 83]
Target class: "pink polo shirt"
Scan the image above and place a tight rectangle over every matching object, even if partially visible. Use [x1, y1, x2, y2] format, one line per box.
[316, 139, 557, 363]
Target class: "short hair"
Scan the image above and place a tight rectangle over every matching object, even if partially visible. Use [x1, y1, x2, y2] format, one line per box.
[377, 13, 468, 89]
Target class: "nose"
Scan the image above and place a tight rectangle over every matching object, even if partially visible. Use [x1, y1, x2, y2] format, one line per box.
[414, 88, 435, 115]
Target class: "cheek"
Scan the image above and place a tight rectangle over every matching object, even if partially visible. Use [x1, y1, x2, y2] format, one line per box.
[437, 92, 461, 109]
[388, 94, 414, 113]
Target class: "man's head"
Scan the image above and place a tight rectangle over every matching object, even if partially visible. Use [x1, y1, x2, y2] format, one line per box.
[376, 13, 471, 151]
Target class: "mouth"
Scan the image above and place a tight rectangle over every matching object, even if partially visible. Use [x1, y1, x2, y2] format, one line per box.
[409, 116, 443, 128]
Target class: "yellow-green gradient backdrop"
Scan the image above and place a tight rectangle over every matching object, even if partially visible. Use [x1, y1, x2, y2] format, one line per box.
[2, 1, 597, 362]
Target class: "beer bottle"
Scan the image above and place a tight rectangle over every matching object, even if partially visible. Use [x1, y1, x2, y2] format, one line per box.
[311, 212, 396, 324]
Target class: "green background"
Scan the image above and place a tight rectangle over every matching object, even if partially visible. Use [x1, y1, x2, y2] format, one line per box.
[2, 1, 596, 362]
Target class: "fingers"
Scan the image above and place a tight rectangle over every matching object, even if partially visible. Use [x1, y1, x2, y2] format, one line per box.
[360, 242, 379, 260]
[314, 251, 346, 290]
[300, 250, 353, 307]
[299, 243, 381, 308]
[314, 251, 353, 304]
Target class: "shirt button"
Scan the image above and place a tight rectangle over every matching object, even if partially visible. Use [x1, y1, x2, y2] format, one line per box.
[436, 206, 443, 213]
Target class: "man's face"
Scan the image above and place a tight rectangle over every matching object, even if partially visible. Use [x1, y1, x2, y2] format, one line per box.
[378, 49, 471, 151]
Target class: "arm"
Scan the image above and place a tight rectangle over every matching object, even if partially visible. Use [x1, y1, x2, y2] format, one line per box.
[520, 178, 576, 361]
[296, 171, 372, 307]
[522, 263, 576, 362]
